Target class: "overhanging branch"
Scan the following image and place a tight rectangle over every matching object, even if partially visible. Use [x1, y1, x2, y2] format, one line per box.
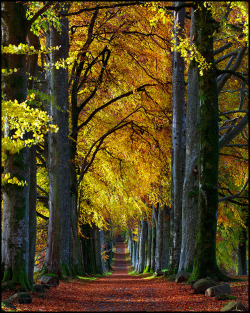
[219, 178, 249, 203]
[77, 106, 142, 184]
[74, 83, 156, 136]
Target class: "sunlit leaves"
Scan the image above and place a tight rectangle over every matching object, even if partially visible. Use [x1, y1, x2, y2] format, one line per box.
[1, 43, 61, 55]
[2, 99, 58, 158]
[26, 1, 62, 36]
[1, 173, 27, 186]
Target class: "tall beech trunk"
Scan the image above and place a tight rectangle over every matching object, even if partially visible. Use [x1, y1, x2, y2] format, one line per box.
[190, 3, 229, 281]
[80, 223, 96, 273]
[162, 205, 170, 269]
[131, 236, 136, 269]
[178, 7, 200, 273]
[145, 221, 152, 272]
[171, 1, 186, 271]
[155, 203, 163, 272]
[135, 220, 141, 272]
[27, 30, 41, 284]
[237, 227, 247, 275]
[138, 216, 148, 273]
[151, 206, 157, 272]
[133, 240, 138, 270]
[28, 145, 37, 283]
[1, 2, 32, 290]
[100, 229, 108, 273]
[128, 229, 133, 260]
[94, 225, 103, 274]
[44, 4, 71, 277]
[69, 142, 84, 275]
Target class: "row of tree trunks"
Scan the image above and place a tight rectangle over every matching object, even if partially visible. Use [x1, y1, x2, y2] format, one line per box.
[172, 3, 248, 279]
[127, 204, 170, 274]
[80, 224, 113, 274]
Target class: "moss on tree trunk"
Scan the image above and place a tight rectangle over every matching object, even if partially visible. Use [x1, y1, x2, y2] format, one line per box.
[189, 3, 236, 283]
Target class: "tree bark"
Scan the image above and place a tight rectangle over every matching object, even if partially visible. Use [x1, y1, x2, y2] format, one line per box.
[162, 205, 170, 269]
[145, 220, 152, 272]
[1, 2, 32, 290]
[94, 225, 103, 274]
[133, 239, 138, 270]
[135, 220, 141, 272]
[44, 4, 71, 277]
[28, 145, 37, 283]
[178, 7, 200, 273]
[171, 1, 186, 271]
[155, 203, 163, 272]
[27, 30, 41, 284]
[151, 205, 157, 272]
[190, 3, 230, 281]
[138, 216, 147, 273]
[237, 227, 247, 275]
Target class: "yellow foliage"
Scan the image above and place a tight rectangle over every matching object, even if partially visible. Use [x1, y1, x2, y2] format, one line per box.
[2, 99, 58, 157]
[2, 99, 58, 186]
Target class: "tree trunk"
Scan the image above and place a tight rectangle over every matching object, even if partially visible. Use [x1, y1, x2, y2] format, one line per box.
[162, 205, 170, 269]
[151, 205, 157, 272]
[131, 235, 136, 269]
[100, 229, 107, 273]
[190, 3, 229, 281]
[138, 216, 148, 273]
[145, 221, 152, 272]
[128, 229, 133, 259]
[1, 2, 32, 291]
[178, 7, 200, 273]
[155, 203, 163, 272]
[171, 1, 186, 271]
[133, 240, 138, 270]
[238, 228, 247, 275]
[44, 4, 71, 277]
[27, 30, 41, 284]
[94, 225, 103, 274]
[135, 220, 141, 272]
[28, 145, 37, 284]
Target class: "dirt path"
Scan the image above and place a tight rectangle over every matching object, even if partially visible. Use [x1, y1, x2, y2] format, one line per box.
[2, 242, 248, 311]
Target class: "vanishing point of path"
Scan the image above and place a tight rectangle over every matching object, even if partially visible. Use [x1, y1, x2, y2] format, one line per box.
[5, 241, 248, 311]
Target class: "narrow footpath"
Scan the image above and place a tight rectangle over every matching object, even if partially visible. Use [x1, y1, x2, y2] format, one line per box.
[3, 241, 248, 312]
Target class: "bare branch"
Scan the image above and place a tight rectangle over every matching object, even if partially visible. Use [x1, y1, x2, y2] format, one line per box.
[36, 211, 49, 221]
[77, 106, 142, 184]
[60, 2, 144, 16]
[214, 42, 232, 55]
[219, 178, 249, 202]
[215, 50, 238, 65]
[217, 46, 248, 93]
[74, 84, 156, 135]
[224, 144, 248, 148]
[219, 110, 248, 116]
[164, 2, 197, 11]
[37, 185, 49, 196]
[217, 69, 248, 85]
[219, 113, 248, 149]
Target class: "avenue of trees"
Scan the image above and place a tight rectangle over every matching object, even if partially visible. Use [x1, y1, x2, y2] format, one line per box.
[1, 1, 248, 291]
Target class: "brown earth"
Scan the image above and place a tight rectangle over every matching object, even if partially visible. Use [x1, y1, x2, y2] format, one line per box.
[1, 242, 248, 311]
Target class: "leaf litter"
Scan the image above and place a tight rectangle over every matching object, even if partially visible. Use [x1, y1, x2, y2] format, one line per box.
[2, 243, 248, 311]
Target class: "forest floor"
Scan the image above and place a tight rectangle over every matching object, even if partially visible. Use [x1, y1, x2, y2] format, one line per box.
[1, 242, 248, 312]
